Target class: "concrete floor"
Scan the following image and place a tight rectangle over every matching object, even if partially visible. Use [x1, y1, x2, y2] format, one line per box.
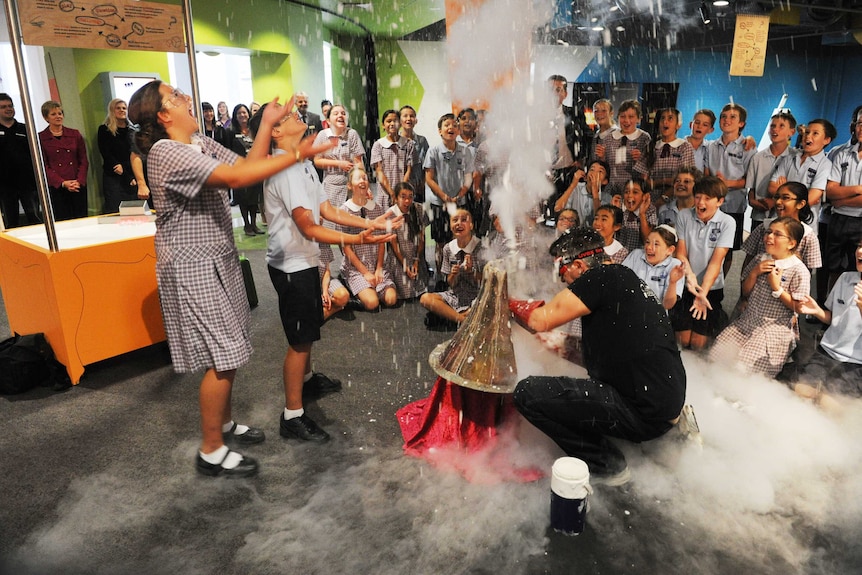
[0, 234, 859, 575]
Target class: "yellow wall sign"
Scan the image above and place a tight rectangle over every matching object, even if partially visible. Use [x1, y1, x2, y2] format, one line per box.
[20, 0, 185, 53]
[730, 14, 770, 77]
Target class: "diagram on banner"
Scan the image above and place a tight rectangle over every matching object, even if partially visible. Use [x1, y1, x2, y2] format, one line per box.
[20, 0, 185, 53]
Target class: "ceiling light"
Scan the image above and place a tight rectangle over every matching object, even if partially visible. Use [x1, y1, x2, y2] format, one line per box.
[699, 1, 711, 24]
[713, 0, 729, 6]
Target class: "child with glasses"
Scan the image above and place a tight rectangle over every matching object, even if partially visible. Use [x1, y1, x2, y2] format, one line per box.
[709, 217, 810, 378]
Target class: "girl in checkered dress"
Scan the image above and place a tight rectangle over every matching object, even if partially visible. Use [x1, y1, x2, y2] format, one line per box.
[709, 217, 810, 378]
[319, 243, 349, 319]
[339, 166, 397, 310]
[128, 82, 331, 478]
[386, 182, 428, 300]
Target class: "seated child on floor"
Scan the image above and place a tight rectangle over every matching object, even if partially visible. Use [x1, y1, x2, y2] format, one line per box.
[791, 235, 862, 410]
[339, 166, 398, 310]
[420, 209, 485, 324]
[709, 217, 810, 378]
[386, 182, 428, 300]
[319, 243, 349, 319]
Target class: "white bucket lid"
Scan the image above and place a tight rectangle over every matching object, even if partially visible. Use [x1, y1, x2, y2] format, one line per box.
[551, 457, 592, 499]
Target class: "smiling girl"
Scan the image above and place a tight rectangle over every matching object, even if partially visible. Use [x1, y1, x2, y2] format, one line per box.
[709, 217, 810, 377]
[128, 81, 332, 477]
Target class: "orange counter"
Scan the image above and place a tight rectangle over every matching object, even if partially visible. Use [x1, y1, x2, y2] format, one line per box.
[0, 217, 166, 384]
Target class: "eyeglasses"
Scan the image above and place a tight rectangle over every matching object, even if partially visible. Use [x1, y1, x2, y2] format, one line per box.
[765, 230, 789, 239]
[161, 88, 189, 110]
[558, 216, 577, 223]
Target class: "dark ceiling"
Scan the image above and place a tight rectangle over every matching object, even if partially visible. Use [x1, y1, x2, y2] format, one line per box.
[395, 1, 862, 57]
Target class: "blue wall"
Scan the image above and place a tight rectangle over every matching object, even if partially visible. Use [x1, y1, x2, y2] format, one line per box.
[578, 46, 862, 145]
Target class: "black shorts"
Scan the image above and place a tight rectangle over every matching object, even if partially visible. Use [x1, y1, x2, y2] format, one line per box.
[430, 203, 453, 244]
[670, 288, 727, 337]
[825, 213, 862, 273]
[268, 265, 323, 346]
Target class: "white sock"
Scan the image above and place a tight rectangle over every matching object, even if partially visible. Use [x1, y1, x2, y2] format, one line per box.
[303, 372, 313, 383]
[284, 407, 304, 420]
[200, 444, 228, 464]
[222, 420, 250, 435]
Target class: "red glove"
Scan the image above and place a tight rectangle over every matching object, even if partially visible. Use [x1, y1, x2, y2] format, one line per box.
[509, 299, 545, 330]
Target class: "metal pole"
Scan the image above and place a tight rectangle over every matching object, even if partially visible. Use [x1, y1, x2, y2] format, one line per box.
[181, 0, 202, 118]
[3, 0, 59, 251]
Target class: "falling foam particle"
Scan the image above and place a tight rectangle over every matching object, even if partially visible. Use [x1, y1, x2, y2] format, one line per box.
[624, 510, 631, 516]
[361, 322, 365, 333]
[811, 77, 817, 91]
[389, 74, 402, 89]
[369, 419, 377, 422]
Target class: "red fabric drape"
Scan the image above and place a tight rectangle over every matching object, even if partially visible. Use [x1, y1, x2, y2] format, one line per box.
[396, 376, 543, 483]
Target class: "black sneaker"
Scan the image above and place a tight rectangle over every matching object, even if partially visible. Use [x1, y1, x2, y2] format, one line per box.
[303, 372, 343, 399]
[279, 413, 330, 442]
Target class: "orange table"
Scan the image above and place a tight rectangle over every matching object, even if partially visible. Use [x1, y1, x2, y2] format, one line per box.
[0, 217, 165, 384]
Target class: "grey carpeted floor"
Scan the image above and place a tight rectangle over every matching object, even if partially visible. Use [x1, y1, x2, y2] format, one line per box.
[1, 241, 860, 575]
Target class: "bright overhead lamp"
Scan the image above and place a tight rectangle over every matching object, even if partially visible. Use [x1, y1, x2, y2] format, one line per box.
[713, 1, 729, 6]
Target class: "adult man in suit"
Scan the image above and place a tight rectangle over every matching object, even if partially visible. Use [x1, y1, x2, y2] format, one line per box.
[296, 92, 324, 138]
[545, 75, 591, 226]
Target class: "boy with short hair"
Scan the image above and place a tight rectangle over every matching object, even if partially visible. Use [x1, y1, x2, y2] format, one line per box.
[825, 107, 862, 289]
[705, 103, 755, 276]
[746, 110, 798, 231]
[686, 109, 716, 172]
[553, 158, 610, 228]
[425, 113, 474, 275]
[771, 118, 836, 233]
[658, 166, 702, 227]
[618, 178, 657, 252]
[672, 176, 736, 351]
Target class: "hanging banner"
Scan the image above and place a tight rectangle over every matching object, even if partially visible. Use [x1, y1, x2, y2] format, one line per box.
[20, 0, 185, 53]
[729, 13, 770, 77]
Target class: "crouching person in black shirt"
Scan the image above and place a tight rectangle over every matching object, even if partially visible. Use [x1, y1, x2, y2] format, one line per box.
[513, 227, 686, 486]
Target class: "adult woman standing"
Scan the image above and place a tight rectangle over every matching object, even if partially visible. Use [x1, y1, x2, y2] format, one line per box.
[227, 103, 264, 235]
[313, 104, 365, 210]
[39, 100, 89, 220]
[97, 98, 138, 214]
[127, 81, 331, 477]
[216, 101, 231, 130]
[200, 102, 228, 147]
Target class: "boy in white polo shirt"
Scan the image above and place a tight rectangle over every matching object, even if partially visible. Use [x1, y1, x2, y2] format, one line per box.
[771, 118, 835, 234]
[672, 176, 736, 351]
[705, 103, 755, 276]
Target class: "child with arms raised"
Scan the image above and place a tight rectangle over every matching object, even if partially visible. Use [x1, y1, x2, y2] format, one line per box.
[672, 176, 736, 350]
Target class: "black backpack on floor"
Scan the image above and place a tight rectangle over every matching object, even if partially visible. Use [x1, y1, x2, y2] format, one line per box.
[0, 333, 72, 395]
